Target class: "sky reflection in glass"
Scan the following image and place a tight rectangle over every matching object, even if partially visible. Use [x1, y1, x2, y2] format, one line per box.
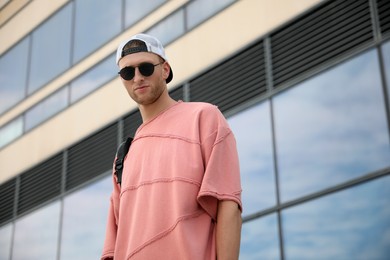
[146, 10, 185, 46]
[228, 101, 276, 216]
[273, 49, 390, 201]
[240, 213, 280, 260]
[25, 87, 68, 131]
[60, 176, 112, 260]
[0, 37, 29, 114]
[28, 3, 72, 94]
[0, 223, 12, 259]
[282, 175, 390, 259]
[12, 201, 60, 259]
[125, 0, 165, 28]
[73, 0, 121, 64]
[382, 41, 390, 102]
[70, 54, 116, 103]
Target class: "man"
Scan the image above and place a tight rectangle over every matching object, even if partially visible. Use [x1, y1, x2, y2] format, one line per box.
[101, 33, 242, 260]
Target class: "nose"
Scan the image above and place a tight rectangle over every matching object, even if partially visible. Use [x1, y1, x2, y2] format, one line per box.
[133, 67, 144, 83]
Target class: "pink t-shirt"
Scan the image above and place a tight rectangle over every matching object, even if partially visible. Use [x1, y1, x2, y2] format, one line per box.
[101, 101, 242, 260]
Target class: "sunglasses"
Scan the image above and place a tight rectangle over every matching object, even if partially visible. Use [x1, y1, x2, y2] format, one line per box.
[118, 62, 162, 81]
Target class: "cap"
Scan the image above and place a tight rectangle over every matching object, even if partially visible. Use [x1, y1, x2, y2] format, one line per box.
[116, 33, 173, 83]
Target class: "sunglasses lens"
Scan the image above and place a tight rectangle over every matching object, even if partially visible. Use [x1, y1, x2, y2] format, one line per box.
[119, 67, 135, 80]
[118, 63, 158, 80]
[139, 63, 155, 77]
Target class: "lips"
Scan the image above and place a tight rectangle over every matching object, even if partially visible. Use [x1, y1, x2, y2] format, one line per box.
[135, 85, 149, 91]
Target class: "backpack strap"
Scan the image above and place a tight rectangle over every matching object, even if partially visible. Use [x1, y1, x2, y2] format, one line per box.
[114, 137, 133, 186]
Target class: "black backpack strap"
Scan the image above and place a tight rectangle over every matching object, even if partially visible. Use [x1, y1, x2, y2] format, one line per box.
[114, 137, 133, 186]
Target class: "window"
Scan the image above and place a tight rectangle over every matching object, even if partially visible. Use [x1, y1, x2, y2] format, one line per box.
[240, 214, 280, 259]
[70, 54, 116, 103]
[0, 223, 12, 259]
[282, 175, 390, 259]
[382, 41, 390, 102]
[125, 0, 166, 28]
[0, 37, 29, 114]
[228, 101, 276, 216]
[12, 201, 61, 259]
[146, 9, 185, 46]
[186, 0, 235, 30]
[273, 49, 390, 201]
[73, 0, 121, 64]
[28, 3, 73, 94]
[25, 87, 69, 131]
[0, 117, 23, 149]
[60, 176, 111, 259]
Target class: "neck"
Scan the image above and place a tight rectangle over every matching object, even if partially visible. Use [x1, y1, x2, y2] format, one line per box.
[139, 91, 177, 123]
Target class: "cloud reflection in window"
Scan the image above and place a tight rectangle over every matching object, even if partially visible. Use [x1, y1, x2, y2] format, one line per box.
[273, 49, 390, 202]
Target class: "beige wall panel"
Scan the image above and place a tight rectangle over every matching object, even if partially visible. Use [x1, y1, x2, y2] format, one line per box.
[168, 0, 321, 86]
[0, 0, 69, 55]
[0, 0, 30, 26]
[0, 79, 135, 183]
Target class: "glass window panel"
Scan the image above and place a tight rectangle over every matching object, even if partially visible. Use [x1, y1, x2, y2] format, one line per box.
[0, 223, 12, 259]
[240, 214, 280, 260]
[186, 0, 235, 30]
[0, 116, 23, 149]
[282, 175, 390, 259]
[60, 176, 112, 260]
[146, 9, 185, 46]
[273, 49, 390, 201]
[25, 87, 68, 131]
[228, 101, 276, 216]
[73, 0, 121, 64]
[28, 3, 72, 94]
[12, 201, 60, 259]
[125, 0, 166, 28]
[382, 41, 390, 102]
[0, 37, 29, 114]
[70, 54, 117, 103]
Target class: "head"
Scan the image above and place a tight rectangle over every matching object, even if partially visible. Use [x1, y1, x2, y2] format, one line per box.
[116, 34, 173, 106]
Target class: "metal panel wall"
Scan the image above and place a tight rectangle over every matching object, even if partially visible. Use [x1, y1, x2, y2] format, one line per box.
[270, 0, 373, 87]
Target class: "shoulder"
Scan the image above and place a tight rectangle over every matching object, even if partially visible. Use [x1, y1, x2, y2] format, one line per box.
[178, 102, 222, 117]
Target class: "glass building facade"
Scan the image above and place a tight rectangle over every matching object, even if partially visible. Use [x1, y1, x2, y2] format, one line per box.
[0, 0, 389, 259]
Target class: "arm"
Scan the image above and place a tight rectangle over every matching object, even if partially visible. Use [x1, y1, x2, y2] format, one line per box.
[101, 171, 121, 260]
[216, 200, 242, 260]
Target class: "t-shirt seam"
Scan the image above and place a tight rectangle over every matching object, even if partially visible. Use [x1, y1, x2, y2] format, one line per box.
[136, 101, 183, 134]
[126, 210, 205, 259]
[120, 177, 201, 197]
[133, 133, 200, 145]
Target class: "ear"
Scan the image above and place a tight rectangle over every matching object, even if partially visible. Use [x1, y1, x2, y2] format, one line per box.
[162, 62, 170, 80]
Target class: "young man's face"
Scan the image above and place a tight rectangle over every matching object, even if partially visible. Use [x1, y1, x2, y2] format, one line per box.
[118, 52, 170, 106]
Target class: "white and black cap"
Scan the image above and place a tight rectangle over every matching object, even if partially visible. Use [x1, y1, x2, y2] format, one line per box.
[116, 33, 173, 83]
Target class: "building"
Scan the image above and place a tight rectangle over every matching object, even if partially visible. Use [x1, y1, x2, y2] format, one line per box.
[0, 0, 389, 259]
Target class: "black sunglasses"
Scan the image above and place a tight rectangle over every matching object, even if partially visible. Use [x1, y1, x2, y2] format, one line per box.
[118, 62, 162, 81]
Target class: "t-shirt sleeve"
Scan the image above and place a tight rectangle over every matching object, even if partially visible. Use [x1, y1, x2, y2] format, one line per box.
[197, 107, 242, 221]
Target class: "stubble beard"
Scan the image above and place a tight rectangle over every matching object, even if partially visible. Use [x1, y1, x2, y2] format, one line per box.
[130, 81, 166, 106]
